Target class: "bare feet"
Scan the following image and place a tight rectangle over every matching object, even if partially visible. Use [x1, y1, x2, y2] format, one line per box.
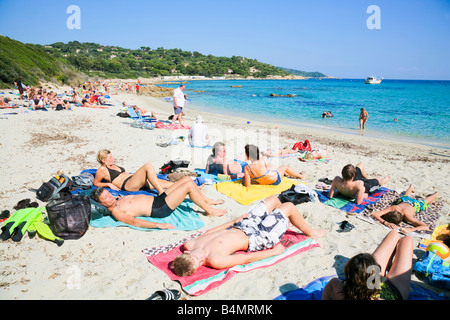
[207, 199, 225, 205]
[207, 208, 227, 216]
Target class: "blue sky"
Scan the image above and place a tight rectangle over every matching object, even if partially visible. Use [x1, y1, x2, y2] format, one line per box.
[0, 0, 449, 80]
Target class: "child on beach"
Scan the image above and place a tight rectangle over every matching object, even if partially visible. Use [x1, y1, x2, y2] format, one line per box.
[371, 184, 438, 234]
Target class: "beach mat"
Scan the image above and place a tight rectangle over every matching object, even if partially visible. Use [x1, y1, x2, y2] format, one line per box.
[274, 276, 449, 300]
[316, 187, 390, 214]
[358, 190, 443, 238]
[215, 177, 300, 206]
[143, 230, 319, 296]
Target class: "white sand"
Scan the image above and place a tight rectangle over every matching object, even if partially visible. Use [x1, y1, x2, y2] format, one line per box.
[0, 85, 448, 300]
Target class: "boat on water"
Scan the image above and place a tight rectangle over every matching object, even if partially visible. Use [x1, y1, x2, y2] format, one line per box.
[365, 76, 382, 84]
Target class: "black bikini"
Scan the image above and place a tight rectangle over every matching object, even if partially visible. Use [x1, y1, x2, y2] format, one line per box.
[106, 165, 126, 182]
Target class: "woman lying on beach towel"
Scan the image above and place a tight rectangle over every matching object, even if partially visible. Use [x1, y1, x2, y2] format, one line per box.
[93, 149, 173, 194]
[243, 144, 306, 187]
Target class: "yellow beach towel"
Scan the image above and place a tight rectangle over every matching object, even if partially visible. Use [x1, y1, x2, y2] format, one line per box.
[215, 178, 300, 206]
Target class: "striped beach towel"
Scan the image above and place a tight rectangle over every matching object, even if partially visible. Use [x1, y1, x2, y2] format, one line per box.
[142, 230, 319, 296]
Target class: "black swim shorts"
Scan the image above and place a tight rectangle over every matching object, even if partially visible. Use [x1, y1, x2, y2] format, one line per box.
[151, 192, 174, 218]
[354, 167, 380, 194]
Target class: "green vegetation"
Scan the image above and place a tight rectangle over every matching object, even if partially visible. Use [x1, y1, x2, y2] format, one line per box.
[0, 36, 326, 87]
[0, 36, 83, 88]
[41, 41, 294, 79]
[276, 67, 327, 78]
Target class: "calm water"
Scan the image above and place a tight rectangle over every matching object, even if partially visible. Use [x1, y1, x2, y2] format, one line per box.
[158, 79, 450, 148]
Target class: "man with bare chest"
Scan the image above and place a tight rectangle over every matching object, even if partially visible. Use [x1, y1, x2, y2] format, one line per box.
[172, 195, 326, 276]
[90, 176, 227, 230]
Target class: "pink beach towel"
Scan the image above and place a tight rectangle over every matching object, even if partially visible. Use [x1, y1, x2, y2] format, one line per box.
[155, 121, 190, 130]
[142, 230, 319, 296]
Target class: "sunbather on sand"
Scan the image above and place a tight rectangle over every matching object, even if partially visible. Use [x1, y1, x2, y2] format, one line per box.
[323, 230, 413, 300]
[243, 144, 305, 187]
[91, 177, 227, 229]
[261, 148, 299, 158]
[329, 163, 390, 205]
[93, 149, 173, 194]
[205, 142, 245, 178]
[371, 184, 438, 234]
[172, 195, 326, 276]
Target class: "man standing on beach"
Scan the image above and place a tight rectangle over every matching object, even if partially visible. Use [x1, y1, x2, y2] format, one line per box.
[172, 84, 185, 125]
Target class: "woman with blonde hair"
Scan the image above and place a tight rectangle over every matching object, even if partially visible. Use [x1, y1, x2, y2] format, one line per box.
[93, 149, 173, 194]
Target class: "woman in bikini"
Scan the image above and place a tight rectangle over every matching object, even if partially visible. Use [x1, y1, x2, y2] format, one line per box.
[359, 108, 369, 130]
[322, 230, 413, 300]
[243, 144, 306, 188]
[93, 149, 173, 194]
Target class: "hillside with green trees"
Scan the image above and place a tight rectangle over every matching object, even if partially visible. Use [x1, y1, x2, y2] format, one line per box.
[276, 67, 327, 78]
[40, 41, 293, 79]
[0, 36, 327, 88]
[0, 36, 83, 88]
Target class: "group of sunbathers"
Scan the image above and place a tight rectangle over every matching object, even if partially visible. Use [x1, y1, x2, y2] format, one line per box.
[89, 140, 440, 300]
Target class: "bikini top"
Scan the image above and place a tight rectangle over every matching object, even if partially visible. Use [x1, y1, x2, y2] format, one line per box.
[247, 158, 276, 183]
[106, 165, 126, 182]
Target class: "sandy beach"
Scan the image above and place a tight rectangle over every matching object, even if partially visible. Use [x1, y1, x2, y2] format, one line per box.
[0, 84, 448, 300]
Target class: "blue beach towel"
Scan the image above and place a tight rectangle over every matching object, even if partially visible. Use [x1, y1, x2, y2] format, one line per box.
[316, 187, 390, 214]
[274, 275, 449, 300]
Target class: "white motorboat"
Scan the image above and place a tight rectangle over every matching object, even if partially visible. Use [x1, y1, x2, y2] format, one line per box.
[365, 76, 382, 84]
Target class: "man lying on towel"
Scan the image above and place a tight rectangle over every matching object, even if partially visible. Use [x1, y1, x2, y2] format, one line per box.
[172, 195, 326, 276]
[90, 177, 227, 230]
[329, 162, 390, 205]
[371, 184, 439, 234]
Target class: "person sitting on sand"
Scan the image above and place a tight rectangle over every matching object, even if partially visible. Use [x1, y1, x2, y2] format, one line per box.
[371, 184, 438, 234]
[90, 177, 227, 229]
[323, 230, 413, 300]
[329, 163, 390, 205]
[188, 115, 211, 147]
[243, 144, 305, 187]
[205, 142, 246, 179]
[172, 195, 326, 276]
[93, 149, 173, 194]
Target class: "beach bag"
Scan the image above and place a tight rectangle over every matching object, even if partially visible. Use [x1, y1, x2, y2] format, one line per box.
[278, 184, 311, 205]
[413, 251, 450, 289]
[160, 160, 190, 174]
[71, 172, 94, 190]
[292, 139, 311, 152]
[46, 192, 91, 240]
[36, 175, 73, 202]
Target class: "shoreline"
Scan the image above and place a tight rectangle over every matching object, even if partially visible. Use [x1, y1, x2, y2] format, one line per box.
[0, 87, 448, 300]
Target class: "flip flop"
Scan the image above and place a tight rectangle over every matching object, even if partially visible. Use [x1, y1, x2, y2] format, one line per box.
[148, 288, 181, 300]
[315, 183, 331, 190]
[337, 220, 354, 233]
[318, 178, 333, 185]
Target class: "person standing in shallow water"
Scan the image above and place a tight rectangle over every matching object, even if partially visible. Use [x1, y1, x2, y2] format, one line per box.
[359, 108, 369, 130]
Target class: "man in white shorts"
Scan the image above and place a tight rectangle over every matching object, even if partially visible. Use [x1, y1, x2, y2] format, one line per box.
[173, 195, 327, 276]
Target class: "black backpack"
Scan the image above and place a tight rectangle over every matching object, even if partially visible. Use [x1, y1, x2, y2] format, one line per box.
[160, 160, 190, 174]
[278, 184, 311, 205]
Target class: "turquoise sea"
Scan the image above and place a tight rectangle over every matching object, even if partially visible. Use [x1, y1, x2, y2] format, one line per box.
[158, 79, 450, 148]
